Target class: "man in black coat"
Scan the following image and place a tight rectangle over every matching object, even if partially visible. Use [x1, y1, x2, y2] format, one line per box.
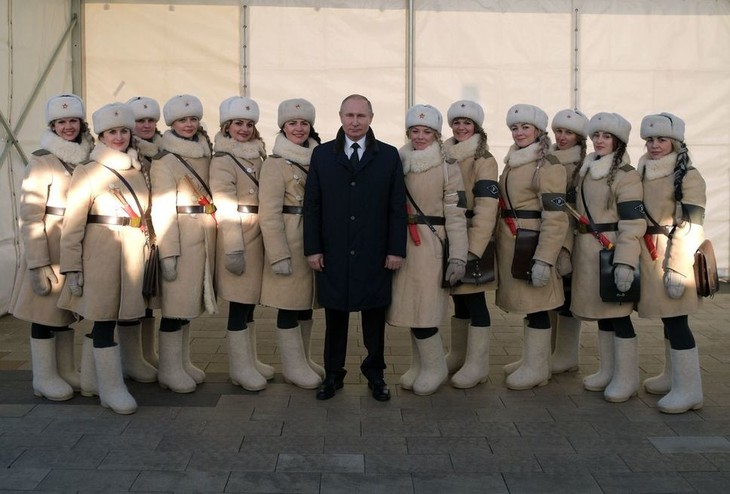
[304, 94, 407, 401]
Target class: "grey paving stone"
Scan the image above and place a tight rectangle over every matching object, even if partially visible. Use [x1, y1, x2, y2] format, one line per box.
[43, 417, 131, 435]
[547, 403, 633, 422]
[73, 432, 163, 452]
[320, 472, 413, 494]
[277, 453, 364, 473]
[568, 436, 658, 455]
[217, 394, 291, 410]
[0, 448, 24, 468]
[123, 416, 208, 435]
[0, 467, 49, 490]
[225, 472, 321, 493]
[401, 407, 478, 422]
[0, 416, 52, 433]
[406, 437, 490, 455]
[250, 406, 326, 421]
[327, 406, 403, 421]
[187, 450, 277, 472]
[667, 420, 730, 436]
[488, 436, 575, 455]
[681, 471, 730, 493]
[592, 421, 676, 437]
[365, 454, 452, 474]
[361, 418, 440, 437]
[437, 419, 519, 438]
[412, 472, 507, 494]
[0, 431, 82, 450]
[649, 435, 730, 453]
[36, 468, 139, 491]
[241, 435, 324, 454]
[0, 403, 35, 417]
[451, 452, 542, 473]
[503, 472, 602, 494]
[535, 453, 630, 473]
[280, 417, 360, 437]
[323, 435, 407, 455]
[27, 404, 108, 419]
[12, 447, 106, 469]
[156, 431, 245, 453]
[702, 452, 730, 471]
[99, 449, 192, 471]
[515, 420, 599, 437]
[131, 470, 230, 492]
[593, 471, 695, 493]
[476, 406, 553, 422]
[204, 419, 284, 436]
[621, 450, 717, 472]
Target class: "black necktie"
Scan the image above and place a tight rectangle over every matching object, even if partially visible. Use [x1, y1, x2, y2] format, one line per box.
[350, 143, 360, 167]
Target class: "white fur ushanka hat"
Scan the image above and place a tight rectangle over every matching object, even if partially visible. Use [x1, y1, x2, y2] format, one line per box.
[92, 102, 135, 135]
[163, 94, 204, 126]
[506, 104, 548, 132]
[45, 94, 85, 125]
[220, 96, 260, 125]
[640, 112, 685, 142]
[588, 112, 631, 145]
[447, 100, 485, 127]
[406, 104, 443, 134]
[126, 96, 161, 122]
[551, 109, 589, 138]
[277, 98, 315, 128]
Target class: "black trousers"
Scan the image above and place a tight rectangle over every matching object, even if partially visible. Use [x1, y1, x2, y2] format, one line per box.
[323, 306, 386, 383]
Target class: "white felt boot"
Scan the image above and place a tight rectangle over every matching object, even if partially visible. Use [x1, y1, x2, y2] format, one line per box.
[451, 325, 491, 389]
[445, 317, 469, 373]
[299, 319, 326, 379]
[140, 316, 159, 368]
[399, 332, 421, 390]
[583, 330, 615, 392]
[181, 322, 206, 384]
[657, 347, 703, 414]
[80, 334, 98, 397]
[413, 333, 448, 396]
[278, 326, 322, 389]
[228, 329, 267, 391]
[158, 330, 196, 393]
[643, 339, 672, 395]
[118, 322, 157, 383]
[550, 315, 581, 374]
[30, 337, 73, 401]
[248, 322, 274, 380]
[94, 345, 137, 414]
[505, 324, 551, 390]
[54, 330, 80, 391]
[604, 336, 639, 403]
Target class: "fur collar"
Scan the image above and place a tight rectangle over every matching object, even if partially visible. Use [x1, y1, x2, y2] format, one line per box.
[214, 132, 265, 160]
[90, 141, 141, 171]
[399, 141, 443, 174]
[443, 134, 482, 162]
[580, 151, 630, 180]
[161, 130, 211, 158]
[637, 152, 677, 181]
[39, 129, 93, 165]
[271, 133, 317, 165]
[504, 142, 541, 168]
[549, 144, 582, 165]
[134, 133, 162, 159]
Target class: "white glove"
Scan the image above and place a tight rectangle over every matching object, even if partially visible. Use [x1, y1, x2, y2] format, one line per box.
[29, 265, 58, 296]
[66, 271, 84, 297]
[225, 251, 245, 275]
[272, 258, 293, 275]
[664, 269, 686, 299]
[445, 259, 466, 286]
[614, 264, 635, 293]
[530, 260, 551, 287]
[161, 256, 178, 281]
[556, 248, 573, 277]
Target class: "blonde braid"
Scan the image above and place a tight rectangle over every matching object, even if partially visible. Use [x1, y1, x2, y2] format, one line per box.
[197, 125, 214, 156]
[474, 125, 490, 159]
[605, 140, 626, 209]
[531, 131, 553, 190]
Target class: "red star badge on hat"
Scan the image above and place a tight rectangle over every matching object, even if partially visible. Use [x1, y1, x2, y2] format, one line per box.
[296, 104, 301, 109]
[62, 103, 68, 109]
[460, 103, 466, 108]
[185, 102, 190, 107]
[419, 113, 425, 119]
[143, 104, 148, 109]
[245, 106, 250, 111]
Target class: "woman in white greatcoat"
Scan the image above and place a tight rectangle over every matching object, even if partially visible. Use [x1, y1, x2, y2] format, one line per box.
[638, 112, 705, 414]
[10, 94, 92, 401]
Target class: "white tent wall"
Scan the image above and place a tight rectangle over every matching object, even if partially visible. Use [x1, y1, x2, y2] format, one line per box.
[0, 0, 75, 315]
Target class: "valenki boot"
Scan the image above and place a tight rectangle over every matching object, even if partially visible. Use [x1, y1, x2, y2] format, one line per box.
[54, 329, 80, 391]
[227, 329, 266, 391]
[503, 324, 525, 376]
[643, 339, 672, 395]
[413, 333, 448, 396]
[30, 337, 73, 401]
[158, 330, 196, 393]
[248, 322, 274, 380]
[583, 330, 615, 392]
[118, 322, 157, 383]
[451, 325, 491, 389]
[445, 317, 469, 373]
[140, 316, 159, 367]
[399, 332, 421, 391]
[657, 347, 703, 414]
[93, 344, 137, 414]
[550, 315, 581, 374]
[299, 319, 325, 379]
[505, 323, 551, 390]
[604, 336, 639, 403]
[277, 325, 322, 389]
[181, 322, 206, 384]
[80, 334, 98, 397]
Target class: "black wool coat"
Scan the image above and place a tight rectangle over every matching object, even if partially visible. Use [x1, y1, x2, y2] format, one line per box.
[304, 128, 407, 311]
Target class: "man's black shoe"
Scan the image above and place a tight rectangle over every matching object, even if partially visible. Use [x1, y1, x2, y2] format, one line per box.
[368, 378, 391, 402]
[316, 376, 344, 400]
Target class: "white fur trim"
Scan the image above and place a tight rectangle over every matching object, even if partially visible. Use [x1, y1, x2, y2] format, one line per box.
[271, 133, 316, 165]
[504, 142, 541, 168]
[90, 141, 140, 171]
[443, 135, 480, 162]
[549, 144, 582, 165]
[637, 152, 677, 181]
[40, 129, 93, 165]
[214, 132, 265, 159]
[399, 141, 443, 174]
[579, 151, 629, 180]
[134, 134, 161, 159]
[161, 130, 211, 158]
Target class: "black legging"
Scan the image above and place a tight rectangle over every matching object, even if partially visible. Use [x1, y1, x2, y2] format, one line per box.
[30, 323, 70, 339]
[159, 317, 190, 333]
[597, 315, 635, 339]
[227, 302, 256, 331]
[277, 309, 313, 329]
[411, 327, 439, 339]
[91, 320, 118, 348]
[662, 315, 695, 350]
[526, 311, 551, 329]
[452, 292, 491, 327]
[557, 275, 574, 317]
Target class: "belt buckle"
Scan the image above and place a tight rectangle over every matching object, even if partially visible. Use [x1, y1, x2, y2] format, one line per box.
[129, 217, 142, 228]
[407, 215, 417, 224]
[577, 223, 588, 234]
[204, 204, 217, 214]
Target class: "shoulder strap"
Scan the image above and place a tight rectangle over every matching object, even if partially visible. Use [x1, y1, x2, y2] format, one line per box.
[288, 160, 309, 176]
[103, 166, 146, 219]
[172, 153, 213, 198]
[405, 187, 442, 244]
[220, 152, 259, 187]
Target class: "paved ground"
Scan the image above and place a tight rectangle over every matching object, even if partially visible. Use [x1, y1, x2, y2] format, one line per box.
[1, 285, 730, 493]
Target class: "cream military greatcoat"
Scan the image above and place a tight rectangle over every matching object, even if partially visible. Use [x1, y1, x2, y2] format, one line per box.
[210, 133, 266, 304]
[387, 142, 468, 328]
[443, 135, 499, 295]
[637, 152, 706, 318]
[258, 134, 318, 310]
[549, 144, 583, 256]
[11, 130, 93, 326]
[150, 130, 217, 318]
[57, 142, 149, 321]
[571, 151, 646, 320]
[496, 142, 568, 313]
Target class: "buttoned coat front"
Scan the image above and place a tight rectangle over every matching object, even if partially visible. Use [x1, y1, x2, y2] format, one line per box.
[303, 128, 407, 311]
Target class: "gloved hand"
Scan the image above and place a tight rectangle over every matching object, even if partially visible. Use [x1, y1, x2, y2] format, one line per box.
[614, 264, 634, 293]
[225, 251, 245, 275]
[161, 256, 178, 281]
[444, 259, 466, 286]
[664, 269, 686, 299]
[530, 259, 551, 287]
[556, 248, 573, 277]
[272, 258, 293, 275]
[29, 265, 58, 296]
[66, 271, 84, 297]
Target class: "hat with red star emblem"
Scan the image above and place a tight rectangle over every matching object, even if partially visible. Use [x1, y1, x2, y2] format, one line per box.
[163, 94, 204, 126]
[45, 94, 85, 125]
[92, 102, 135, 135]
[640, 112, 684, 142]
[406, 104, 442, 134]
[126, 96, 161, 122]
[277, 98, 315, 128]
[219, 96, 260, 125]
[447, 100, 484, 127]
[551, 109, 589, 138]
[588, 112, 632, 145]
[506, 104, 548, 132]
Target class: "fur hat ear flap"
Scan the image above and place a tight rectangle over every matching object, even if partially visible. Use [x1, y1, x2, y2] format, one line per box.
[46, 94, 85, 125]
[406, 104, 443, 134]
[127, 96, 161, 122]
[92, 103, 135, 135]
[277, 98, 315, 128]
[220, 96, 260, 125]
[506, 104, 548, 132]
[640, 112, 685, 142]
[163, 94, 204, 126]
[588, 112, 631, 145]
[551, 109, 589, 138]
[447, 100, 484, 127]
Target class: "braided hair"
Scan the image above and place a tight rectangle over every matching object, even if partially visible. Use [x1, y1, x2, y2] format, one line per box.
[197, 125, 214, 156]
[672, 139, 690, 202]
[473, 123, 490, 160]
[605, 137, 627, 209]
[569, 137, 588, 190]
[531, 131, 553, 190]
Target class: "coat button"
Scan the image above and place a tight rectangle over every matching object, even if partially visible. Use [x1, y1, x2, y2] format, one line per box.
[350, 250, 355, 255]
[249, 188, 255, 194]
[350, 215, 355, 220]
[350, 181, 356, 186]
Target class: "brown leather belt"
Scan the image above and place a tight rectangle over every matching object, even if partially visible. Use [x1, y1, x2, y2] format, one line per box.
[282, 205, 303, 215]
[577, 222, 618, 234]
[646, 225, 673, 235]
[500, 209, 541, 219]
[407, 215, 446, 226]
[45, 206, 66, 216]
[87, 214, 142, 228]
[177, 204, 217, 214]
[238, 205, 259, 214]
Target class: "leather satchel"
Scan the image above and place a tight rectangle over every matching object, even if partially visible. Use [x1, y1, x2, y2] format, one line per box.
[599, 248, 640, 303]
[511, 228, 539, 281]
[461, 239, 496, 285]
[694, 239, 719, 297]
